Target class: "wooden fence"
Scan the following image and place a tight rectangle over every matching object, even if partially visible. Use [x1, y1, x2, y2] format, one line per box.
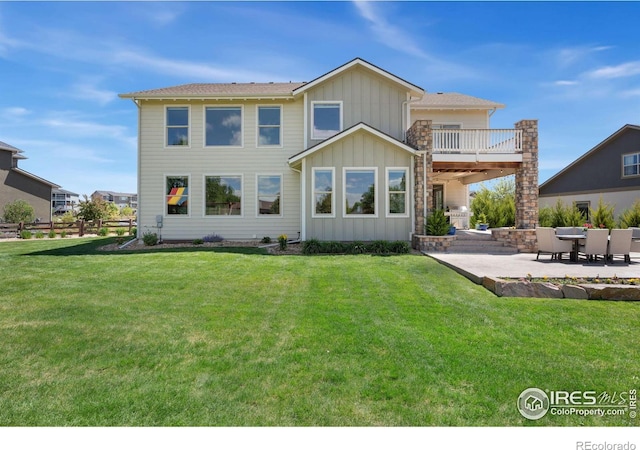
[0, 219, 135, 238]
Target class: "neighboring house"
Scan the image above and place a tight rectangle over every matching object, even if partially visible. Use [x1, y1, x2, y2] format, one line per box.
[91, 190, 138, 210]
[52, 188, 80, 214]
[539, 124, 640, 221]
[120, 58, 538, 242]
[0, 140, 60, 222]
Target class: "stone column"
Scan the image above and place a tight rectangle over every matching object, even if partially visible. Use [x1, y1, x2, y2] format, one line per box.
[406, 120, 433, 235]
[515, 120, 539, 229]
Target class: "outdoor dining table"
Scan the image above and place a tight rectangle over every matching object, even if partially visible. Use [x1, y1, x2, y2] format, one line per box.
[556, 234, 586, 262]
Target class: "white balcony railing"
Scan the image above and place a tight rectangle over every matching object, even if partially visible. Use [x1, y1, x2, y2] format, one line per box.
[432, 129, 522, 154]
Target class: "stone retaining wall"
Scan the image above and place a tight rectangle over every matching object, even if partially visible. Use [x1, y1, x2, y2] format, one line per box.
[483, 276, 640, 300]
[491, 228, 537, 253]
[412, 234, 455, 252]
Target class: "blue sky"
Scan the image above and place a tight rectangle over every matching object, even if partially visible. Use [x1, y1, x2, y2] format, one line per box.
[1, 1, 639, 197]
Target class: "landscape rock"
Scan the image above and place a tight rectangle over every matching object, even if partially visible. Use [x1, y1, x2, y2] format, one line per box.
[581, 284, 640, 301]
[495, 280, 564, 298]
[562, 284, 589, 300]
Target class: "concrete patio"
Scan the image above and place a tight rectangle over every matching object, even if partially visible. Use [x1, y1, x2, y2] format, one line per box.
[427, 251, 640, 285]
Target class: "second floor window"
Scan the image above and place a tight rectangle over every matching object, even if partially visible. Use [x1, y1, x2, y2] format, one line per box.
[623, 153, 639, 177]
[258, 106, 281, 146]
[166, 107, 189, 146]
[206, 106, 242, 146]
[312, 102, 342, 140]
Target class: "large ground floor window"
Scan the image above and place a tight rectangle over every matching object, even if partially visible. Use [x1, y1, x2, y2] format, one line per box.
[344, 168, 377, 217]
[205, 176, 243, 216]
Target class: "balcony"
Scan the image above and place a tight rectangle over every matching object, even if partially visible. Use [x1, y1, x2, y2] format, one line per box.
[432, 129, 522, 162]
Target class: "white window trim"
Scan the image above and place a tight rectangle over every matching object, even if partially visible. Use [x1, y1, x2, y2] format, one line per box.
[342, 167, 378, 219]
[203, 105, 244, 148]
[256, 173, 283, 218]
[256, 105, 283, 148]
[311, 167, 335, 218]
[432, 123, 463, 129]
[311, 101, 343, 141]
[385, 167, 410, 218]
[164, 105, 191, 149]
[203, 174, 244, 218]
[164, 174, 191, 218]
[622, 152, 640, 178]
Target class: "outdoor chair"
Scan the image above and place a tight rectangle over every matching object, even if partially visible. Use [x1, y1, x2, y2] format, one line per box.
[578, 228, 609, 263]
[607, 229, 633, 264]
[536, 227, 573, 260]
[631, 228, 640, 254]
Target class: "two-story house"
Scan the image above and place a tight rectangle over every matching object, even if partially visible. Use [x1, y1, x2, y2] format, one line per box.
[539, 124, 640, 221]
[120, 58, 538, 243]
[1, 140, 60, 222]
[91, 190, 138, 211]
[52, 188, 80, 214]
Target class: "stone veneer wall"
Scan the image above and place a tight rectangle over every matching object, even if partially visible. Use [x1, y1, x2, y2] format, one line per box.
[412, 234, 455, 253]
[491, 228, 537, 253]
[515, 120, 539, 229]
[406, 120, 432, 235]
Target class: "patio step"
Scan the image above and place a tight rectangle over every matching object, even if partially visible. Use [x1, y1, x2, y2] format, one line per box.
[447, 230, 518, 254]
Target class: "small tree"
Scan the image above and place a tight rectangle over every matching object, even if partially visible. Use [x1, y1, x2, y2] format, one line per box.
[425, 209, 450, 236]
[619, 200, 640, 228]
[590, 197, 616, 230]
[470, 178, 515, 228]
[77, 195, 109, 222]
[3, 199, 35, 223]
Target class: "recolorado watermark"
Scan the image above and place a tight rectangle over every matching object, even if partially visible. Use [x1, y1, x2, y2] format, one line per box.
[517, 387, 637, 421]
[576, 442, 636, 450]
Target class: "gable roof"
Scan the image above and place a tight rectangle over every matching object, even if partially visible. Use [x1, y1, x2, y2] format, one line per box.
[411, 92, 504, 110]
[292, 57, 424, 97]
[12, 167, 60, 188]
[0, 140, 23, 153]
[539, 124, 640, 191]
[288, 122, 417, 166]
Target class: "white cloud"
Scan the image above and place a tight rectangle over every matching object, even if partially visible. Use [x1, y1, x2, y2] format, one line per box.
[353, 1, 427, 59]
[553, 80, 579, 86]
[40, 114, 136, 148]
[587, 61, 640, 79]
[555, 45, 612, 69]
[69, 82, 118, 106]
[0, 106, 31, 117]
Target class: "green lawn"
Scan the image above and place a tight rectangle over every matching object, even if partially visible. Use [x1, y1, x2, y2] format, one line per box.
[0, 238, 638, 426]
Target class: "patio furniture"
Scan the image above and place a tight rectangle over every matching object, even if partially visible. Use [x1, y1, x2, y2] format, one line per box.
[578, 228, 609, 263]
[556, 232, 587, 262]
[555, 226, 582, 236]
[536, 227, 573, 260]
[608, 229, 633, 263]
[631, 228, 640, 254]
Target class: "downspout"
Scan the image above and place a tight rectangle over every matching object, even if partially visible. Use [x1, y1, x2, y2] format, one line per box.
[131, 98, 141, 239]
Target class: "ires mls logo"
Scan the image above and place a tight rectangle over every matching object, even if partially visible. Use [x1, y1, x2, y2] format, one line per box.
[518, 387, 637, 420]
[517, 388, 550, 420]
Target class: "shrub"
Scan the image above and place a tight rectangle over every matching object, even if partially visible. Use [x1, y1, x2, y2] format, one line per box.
[115, 228, 126, 236]
[590, 197, 616, 230]
[302, 238, 322, 255]
[261, 236, 272, 244]
[203, 233, 224, 243]
[20, 230, 32, 239]
[389, 241, 410, 254]
[60, 230, 68, 238]
[48, 229, 57, 239]
[347, 241, 367, 254]
[324, 241, 346, 254]
[470, 178, 515, 228]
[193, 238, 204, 245]
[619, 200, 640, 228]
[425, 209, 450, 236]
[35, 231, 45, 239]
[77, 195, 109, 221]
[278, 234, 288, 251]
[60, 211, 76, 223]
[142, 231, 158, 246]
[131, 227, 137, 236]
[541, 199, 585, 228]
[369, 240, 391, 254]
[3, 199, 35, 223]
[98, 227, 109, 237]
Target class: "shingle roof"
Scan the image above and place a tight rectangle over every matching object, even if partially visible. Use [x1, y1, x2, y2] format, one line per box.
[120, 82, 307, 99]
[411, 92, 504, 110]
[0, 140, 23, 153]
